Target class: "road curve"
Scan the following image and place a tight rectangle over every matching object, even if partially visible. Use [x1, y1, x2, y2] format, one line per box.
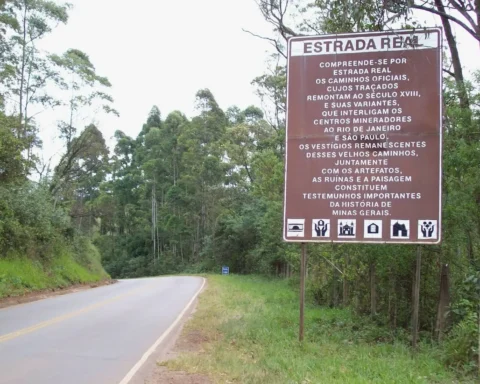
[0, 276, 204, 384]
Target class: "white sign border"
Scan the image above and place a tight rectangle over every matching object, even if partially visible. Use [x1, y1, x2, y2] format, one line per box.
[282, 28, 443, 245]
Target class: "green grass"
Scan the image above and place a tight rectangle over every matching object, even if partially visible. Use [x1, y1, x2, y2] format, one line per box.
[164, 274, 473, 384]
[0, 240, 110, 298]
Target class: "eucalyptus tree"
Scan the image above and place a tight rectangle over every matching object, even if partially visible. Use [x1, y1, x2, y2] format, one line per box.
[50, 48, 118, 149]
[0, 0, 71, 160]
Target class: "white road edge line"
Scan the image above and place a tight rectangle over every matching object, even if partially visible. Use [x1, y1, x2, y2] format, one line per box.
[118, 277, 206, 384]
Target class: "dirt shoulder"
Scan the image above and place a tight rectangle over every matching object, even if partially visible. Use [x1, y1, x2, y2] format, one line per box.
[0, 279, 117, 309]
[133, 329, 212, 384]
[130, 278, 212, 384]
[141, 325, 212, 384]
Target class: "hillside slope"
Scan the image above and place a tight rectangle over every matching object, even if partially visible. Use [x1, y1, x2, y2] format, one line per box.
[0, 238, 110, 299]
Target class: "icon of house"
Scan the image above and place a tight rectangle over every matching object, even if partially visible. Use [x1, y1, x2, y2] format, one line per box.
[392, 222, 408, 237]
[367, 223, 379, 234]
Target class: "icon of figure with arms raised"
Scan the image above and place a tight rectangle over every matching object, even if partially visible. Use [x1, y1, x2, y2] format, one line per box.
[314, 219, 328, 236]
[420, 221, 435, 238]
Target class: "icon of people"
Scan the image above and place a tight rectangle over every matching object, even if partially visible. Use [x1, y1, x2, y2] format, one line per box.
[420, 221, 435, 238]
[314, 219, 328, 236]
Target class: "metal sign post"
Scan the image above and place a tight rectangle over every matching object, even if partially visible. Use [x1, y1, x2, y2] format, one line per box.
[299, 243, 306, 342]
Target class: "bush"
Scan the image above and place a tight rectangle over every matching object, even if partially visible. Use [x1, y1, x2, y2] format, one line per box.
[443, 273, 480, 374]
[443, 311, 478, 374]
[0, 182, 72, 256]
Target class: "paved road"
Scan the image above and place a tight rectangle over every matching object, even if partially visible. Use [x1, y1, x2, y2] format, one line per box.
[0, 276, 204, 384]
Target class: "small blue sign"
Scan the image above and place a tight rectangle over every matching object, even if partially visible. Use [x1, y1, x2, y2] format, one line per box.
[222, 266, 229, 275]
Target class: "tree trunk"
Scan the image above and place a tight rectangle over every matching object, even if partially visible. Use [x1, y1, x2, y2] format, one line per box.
[180, 238, 184, 263]
[332, 266, 338, 307]
[18, 2, 28, 139]
[467, 231, 474, 266]
[343, 255, 349, 306]
[24, 46, 34, 161]
[435, 264, 450, 341]
[412, 247, 422, 350]
[370, 262, 376, 316]
[477, 0, 480, 45]
[390, 273, 397, 330]
[156, 224, 160, 264]
[151, 181, 156, 264]
[195, 217, 200, 260]
[434, 0, 470, 109]
[173, 154, 177, 186]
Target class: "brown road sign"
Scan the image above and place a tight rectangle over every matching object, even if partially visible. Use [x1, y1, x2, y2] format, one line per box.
[283, 28, 443, 244]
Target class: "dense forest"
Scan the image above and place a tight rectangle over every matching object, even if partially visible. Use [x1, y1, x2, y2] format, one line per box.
[0, 0, 479, 377]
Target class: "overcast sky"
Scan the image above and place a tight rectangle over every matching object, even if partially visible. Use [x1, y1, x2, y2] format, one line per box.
[33, 0, 479, 169]
[34, 0, 276, 166]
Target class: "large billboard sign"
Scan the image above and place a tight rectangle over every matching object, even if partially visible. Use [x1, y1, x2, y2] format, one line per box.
[283, 28, 443, 244]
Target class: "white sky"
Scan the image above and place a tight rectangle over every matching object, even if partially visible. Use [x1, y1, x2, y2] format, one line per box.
[34, 0, 276, 167]
[32, 0, 479, 170]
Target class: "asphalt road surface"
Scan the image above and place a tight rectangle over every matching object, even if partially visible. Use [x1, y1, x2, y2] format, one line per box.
[0, 276, 204, 384]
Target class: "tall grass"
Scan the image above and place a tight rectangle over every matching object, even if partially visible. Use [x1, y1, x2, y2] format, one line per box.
[164, 275, 473, 384]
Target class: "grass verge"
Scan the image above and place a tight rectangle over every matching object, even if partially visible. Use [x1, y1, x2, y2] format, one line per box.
[0, 239, 110, 298]
[163, 274, 474, 384]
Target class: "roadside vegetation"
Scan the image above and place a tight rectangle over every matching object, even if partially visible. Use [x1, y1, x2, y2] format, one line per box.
[0, 0, 478, 376]
[0, 1, 115, 297]
[0, 239, 109, 299]
[164, 275, 475, 384]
